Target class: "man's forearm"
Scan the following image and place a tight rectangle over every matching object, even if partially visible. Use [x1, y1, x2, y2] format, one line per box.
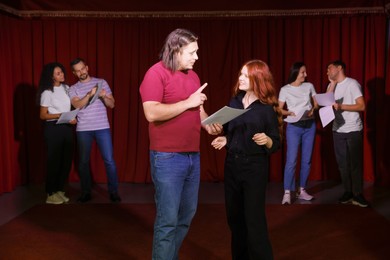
[72, 93, 91, 108]
[102, 95, 115, 108]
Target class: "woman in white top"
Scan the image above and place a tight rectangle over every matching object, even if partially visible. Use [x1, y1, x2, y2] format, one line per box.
[37, 62, 76, 204]
[278, 62, 318, 205]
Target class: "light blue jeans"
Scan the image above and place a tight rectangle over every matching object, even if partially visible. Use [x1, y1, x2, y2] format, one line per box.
[150, 151, 200, 260]
[283, 120, 316, 191]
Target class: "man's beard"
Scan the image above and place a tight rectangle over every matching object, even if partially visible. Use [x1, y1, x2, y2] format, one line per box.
[80, 73, 88, 80]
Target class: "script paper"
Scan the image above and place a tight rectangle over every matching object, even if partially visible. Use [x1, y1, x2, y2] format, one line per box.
[56, 109, 80, 124]
[318, 106, 335, 128]
[284, 109, 311, 123]
[315, 92, 335, 127]
[201, 106, 250, 125]
[87, 81, 103, 106]
[315, 92, 335, 106]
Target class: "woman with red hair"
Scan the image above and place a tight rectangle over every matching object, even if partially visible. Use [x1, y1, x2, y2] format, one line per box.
[212, 60, 282, 259]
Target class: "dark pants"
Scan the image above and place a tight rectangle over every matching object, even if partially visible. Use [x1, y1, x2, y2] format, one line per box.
[333, 131, 363, 195]
[44, 121, 74, 194]
[224, 152, 273, 260]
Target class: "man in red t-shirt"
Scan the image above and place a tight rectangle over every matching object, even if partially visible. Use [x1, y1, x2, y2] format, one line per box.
[140, 28, 222, 259]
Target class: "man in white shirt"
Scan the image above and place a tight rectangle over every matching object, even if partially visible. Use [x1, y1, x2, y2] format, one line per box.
[326, 60, 368, 207]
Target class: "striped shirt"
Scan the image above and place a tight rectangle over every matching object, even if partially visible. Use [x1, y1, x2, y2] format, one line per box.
[69, 77, 112, 132]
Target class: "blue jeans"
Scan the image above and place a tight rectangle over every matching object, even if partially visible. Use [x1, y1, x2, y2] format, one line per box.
[283, 120, 316, 191]
[150, 151, 200, 260]
[76, 129, 118, 194]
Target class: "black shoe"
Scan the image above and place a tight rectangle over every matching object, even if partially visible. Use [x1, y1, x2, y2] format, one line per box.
[110, 192, 121, 203]
[77, 193, 91, 203]
[352, 194, 369, 208]
[338, 192, 353, 204]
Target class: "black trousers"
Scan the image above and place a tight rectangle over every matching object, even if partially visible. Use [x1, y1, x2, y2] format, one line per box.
[333, 131, 363, 195]
[44, 121, 74, 194]
[224, 152, 273, 260]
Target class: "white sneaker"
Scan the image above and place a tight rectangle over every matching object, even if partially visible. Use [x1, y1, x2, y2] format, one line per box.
[56, 191, 70, 203]
[282, 192, 291, 205]
[46, 193, 64, 204]
[297, 189, 314, 201]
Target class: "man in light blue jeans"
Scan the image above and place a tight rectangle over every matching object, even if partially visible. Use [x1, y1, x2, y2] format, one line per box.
[140, 29, 222, 259]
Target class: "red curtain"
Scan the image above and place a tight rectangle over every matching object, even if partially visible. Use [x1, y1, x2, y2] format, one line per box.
[0, 13, 389, 194]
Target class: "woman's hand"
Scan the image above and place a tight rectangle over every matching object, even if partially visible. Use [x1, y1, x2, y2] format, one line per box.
[253, 133, 272, 148]
[288, 111, 296, 117]
[69, 118, 77, 125]
[211, 136, 227, 150]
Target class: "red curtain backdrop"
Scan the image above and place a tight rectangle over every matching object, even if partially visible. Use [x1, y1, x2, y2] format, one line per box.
[1, 11, 389, 194]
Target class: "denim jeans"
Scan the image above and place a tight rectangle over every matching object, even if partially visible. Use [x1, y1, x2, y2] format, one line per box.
[76, 128, 118, 194]
[150, 151, 200, 260]
[283, 120, 316, 191]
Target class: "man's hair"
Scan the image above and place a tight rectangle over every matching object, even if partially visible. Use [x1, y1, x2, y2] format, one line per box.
[70, 57, 86, 69]
[159, 28, 198, 71]
[287, 61, 306, 84]
[328, 60, 346, 70]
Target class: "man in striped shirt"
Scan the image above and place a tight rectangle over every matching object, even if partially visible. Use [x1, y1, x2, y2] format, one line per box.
[69, 58, 121, 203]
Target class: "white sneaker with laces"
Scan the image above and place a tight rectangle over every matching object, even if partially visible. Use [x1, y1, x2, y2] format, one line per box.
[46, 193, 64, 204]
[297, 189, 314, 201]
[282, 192, 291, 205]
[56, 191, 70, 203]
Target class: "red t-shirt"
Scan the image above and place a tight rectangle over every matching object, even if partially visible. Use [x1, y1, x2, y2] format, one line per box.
[140, 61, 201, 152]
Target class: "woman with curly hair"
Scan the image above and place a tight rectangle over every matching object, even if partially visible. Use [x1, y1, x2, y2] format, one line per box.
[37, 62, 76, 204]
[212, 60, 282, 260]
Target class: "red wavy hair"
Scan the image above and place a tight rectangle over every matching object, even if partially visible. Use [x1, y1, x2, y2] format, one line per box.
[233, 60, 283, 139]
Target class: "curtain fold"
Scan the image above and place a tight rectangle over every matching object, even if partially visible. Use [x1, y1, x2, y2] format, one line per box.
[0, 13, 388, 194]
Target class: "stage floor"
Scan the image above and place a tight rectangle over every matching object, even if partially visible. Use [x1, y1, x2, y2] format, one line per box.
[1, 180, 390, 226]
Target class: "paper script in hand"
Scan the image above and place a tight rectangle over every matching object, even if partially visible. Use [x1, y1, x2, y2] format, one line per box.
[201, 106, 250, 125]
[315, 92, 336, 127]
[87, 81, 103, 106]
[315, 92, 335, 106]
[56, 108, 80, 124]
[284, 109, 311, 123]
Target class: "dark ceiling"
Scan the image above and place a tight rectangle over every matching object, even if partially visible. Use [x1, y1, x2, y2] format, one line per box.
[0, 0, 389, 18]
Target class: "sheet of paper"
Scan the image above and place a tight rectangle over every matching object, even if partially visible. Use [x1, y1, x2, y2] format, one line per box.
[87, 81, 103, 106]
[319, 106, 335, 127]
[315, 92, 336, 127]
[201, 106, 250, 125]
[56, 108, 80, 124]
[284, 109, 311, 123]
[315, 92, 335, 106]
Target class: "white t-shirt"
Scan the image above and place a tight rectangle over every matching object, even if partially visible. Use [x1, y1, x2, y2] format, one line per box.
[40, 84, 71, 121]
[278, 82, 317, 114]
[331, 77, 363, 133]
